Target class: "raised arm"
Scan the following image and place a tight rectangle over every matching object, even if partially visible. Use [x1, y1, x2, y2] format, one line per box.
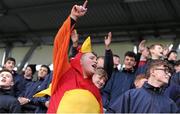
[104, 32, 112, 50]
[69, 29, 79, 58]
[104, 32, 114, 78]
[52, 0, 88, 95]
[135, 40, 146, 70]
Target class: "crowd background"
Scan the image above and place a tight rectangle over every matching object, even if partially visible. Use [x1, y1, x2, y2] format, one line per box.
[0, 0, 180, 113]
[0, 38, 179, 71]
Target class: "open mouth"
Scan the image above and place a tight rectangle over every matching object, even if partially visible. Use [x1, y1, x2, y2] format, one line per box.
[97, 83, 103, 88]
[92, 64, 97, 69]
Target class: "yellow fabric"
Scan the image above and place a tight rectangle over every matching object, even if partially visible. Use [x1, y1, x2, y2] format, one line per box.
[57, 89, 100, 113]
[33, 84, 52, 97]
[80, 36, 92, 53]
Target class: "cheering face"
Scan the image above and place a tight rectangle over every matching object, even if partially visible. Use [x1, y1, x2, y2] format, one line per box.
[81, 53, 97, 77]
[3, 60, 15, 71]
[124, 56, 136, 70]
[152, 45, 164, 58]
[0, 71, 14, 88]
[153, 65, 171, 84]
[92, 74, 107, 89]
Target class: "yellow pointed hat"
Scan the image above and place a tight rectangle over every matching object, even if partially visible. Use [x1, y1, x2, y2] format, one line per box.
[80, 36, 92, 53]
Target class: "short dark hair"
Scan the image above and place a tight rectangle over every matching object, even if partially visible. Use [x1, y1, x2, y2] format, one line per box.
[145, 60, 173, 78]
[27, 64, 36, 75]
[113, 54, 120, 58]
[4, 57, 16, 64]
[41, 65, 50, 74]
[124, 51, 136, 59]
[167, 50, 177, 58]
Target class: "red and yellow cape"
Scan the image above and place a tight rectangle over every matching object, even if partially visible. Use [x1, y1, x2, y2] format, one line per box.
[47, 16, 103, 113]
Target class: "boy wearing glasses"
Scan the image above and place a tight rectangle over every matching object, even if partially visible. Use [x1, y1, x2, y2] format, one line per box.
[107, 59, 178, 113]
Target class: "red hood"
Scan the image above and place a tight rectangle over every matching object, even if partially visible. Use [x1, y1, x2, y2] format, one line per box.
[70, 52, 84, 77]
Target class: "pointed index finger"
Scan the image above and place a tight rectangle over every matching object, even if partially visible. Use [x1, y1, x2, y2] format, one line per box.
[83, 0, 88, 8]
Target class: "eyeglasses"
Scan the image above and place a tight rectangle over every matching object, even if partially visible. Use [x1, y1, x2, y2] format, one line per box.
[154, 68, 171, 74]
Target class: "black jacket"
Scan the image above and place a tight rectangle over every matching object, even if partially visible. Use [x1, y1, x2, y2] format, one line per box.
[0, 88, 21, 113]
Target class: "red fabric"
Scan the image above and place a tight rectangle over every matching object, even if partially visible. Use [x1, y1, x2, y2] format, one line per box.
[138, 60, 147, 67]
[48, 16, 103, 113]
[48, 67, 103, 113]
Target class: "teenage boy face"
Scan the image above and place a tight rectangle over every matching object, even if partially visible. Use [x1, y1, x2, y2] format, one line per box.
[24, 66, 33, 78]
[152, 45, 163, 57]
[113, 56, 120, 66]
[124, 56, 136, 70]
[3, 60, 15, 71]
[152, 65, 171, 84]
[0, 71, 14, 88]
[175, 65, 180, 73]
[38, 67, 48, 79]
[92, 74, 106, 89]
[168, 52, 177, 61]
